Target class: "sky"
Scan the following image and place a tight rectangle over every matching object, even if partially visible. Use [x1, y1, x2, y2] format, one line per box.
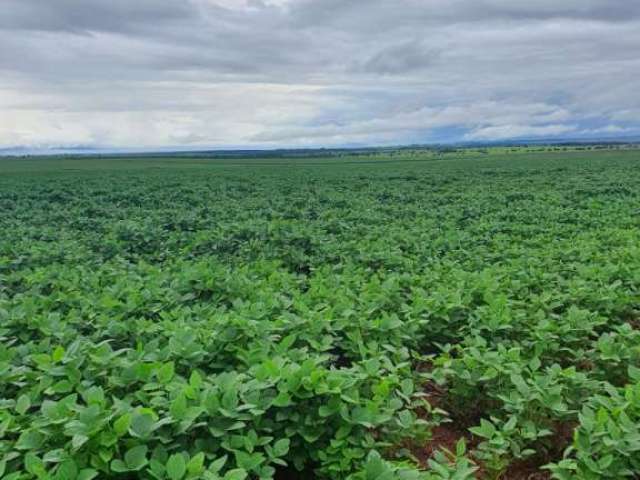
[1, 0, 639, 151]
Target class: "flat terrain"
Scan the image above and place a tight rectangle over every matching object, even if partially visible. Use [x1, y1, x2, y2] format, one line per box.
[1, 148, 639, 479]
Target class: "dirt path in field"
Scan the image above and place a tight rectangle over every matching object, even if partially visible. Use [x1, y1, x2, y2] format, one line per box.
[414, 422, 553, 479]
[411, 379, 573, 479]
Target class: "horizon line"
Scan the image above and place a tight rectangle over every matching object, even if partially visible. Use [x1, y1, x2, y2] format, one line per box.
[2, 136, 640, 158]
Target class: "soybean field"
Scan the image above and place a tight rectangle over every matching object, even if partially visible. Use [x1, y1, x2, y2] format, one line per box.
[1, 148, 640, 480]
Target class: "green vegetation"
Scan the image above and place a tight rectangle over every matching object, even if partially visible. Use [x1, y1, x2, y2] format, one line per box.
[1, 148, 639, 479]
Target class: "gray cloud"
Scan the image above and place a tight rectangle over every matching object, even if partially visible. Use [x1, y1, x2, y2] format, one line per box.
[359, 41, 438, 75]
[0, 0, 194, 34]
[0, 0, 639, 148]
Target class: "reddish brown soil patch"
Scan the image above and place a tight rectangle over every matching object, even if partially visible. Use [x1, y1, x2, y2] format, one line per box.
[410, 414, 574, 479]
[576, 358, 595, 372]
[624, 309, 640, 329]
[480, 421, 575, 480]
[551, 421, 575, 452]
[502, 458, 552, 480]
[422, 424, 471, 460]
[414, 379, 477, 462]
[423, 380, 447, 410]
[274, 466, 317, 480]
[413, 367, 574, 479]
[421, 379, 489, 429]
[408, 422, 485, 477]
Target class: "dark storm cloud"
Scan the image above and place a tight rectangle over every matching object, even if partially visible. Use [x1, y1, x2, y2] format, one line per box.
[0, 0, 639, 148]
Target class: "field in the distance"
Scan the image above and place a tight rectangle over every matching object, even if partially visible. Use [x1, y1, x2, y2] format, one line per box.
[1, 148, 639, 480]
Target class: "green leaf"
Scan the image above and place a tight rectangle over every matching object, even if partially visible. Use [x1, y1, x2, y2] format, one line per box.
[400, 379, 414, 396]
[223, 469, 248, 480]
[364, 358, 380, 376]
[114, 414, 131, 437]
[16, 430, 44, 450]
[125, 445, 148, 471]
[234, 451, 264, 472]
[110, 459, 128, 473]
[170, 394, 188, 420]
[190, 370, 203, 389]
[43, 450, 65, 464]
[72, 434, 89, 450]
[166, 454, 187, 480]
[15, 394, 31, 415]
[469, 419, 496, 439]
[221, 388, 239, 411]
[53, 346, 66, 363]
[272, 391, 291, 407]
[25, 453, 46, 477]
[529, 357, 541, 371]
[187, 452, 205, 475]
[130, 413, 155, 438]
[78, 469, 99, 480]
[273, 439, 290, 457]
[209, 455, 228, 474]
[599, 454, 614, 469]
[158, 362, 175, 384]
[456, 438, 467, 456]
[510, 374, 529, 396]
[57, 459, 78, 479]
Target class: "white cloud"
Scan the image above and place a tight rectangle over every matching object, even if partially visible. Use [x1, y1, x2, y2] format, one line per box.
[578, 125, 636, 136]
[464, 124, 576, 141]
[0, 0, 639, 148]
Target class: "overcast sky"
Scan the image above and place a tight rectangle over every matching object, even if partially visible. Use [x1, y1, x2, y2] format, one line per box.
[1, 0, 639, 150]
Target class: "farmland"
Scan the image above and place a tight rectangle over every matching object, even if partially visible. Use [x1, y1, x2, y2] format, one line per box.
[1, 148, 640, 479]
